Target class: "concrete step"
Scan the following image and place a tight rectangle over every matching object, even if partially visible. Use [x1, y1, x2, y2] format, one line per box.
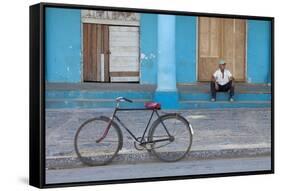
[179, 100, 271, 109]
[46, 99, 151, 109]
[47, 90, 270, 101]
[46, 87, 271, 109]
[46, 99, 270, 109]
[179, 92, 271, 101]
[178, 83, 271, 93]
[46, 90, 153, 100]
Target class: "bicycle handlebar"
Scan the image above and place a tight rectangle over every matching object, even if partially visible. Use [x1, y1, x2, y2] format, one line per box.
[115, 97, 133, 103]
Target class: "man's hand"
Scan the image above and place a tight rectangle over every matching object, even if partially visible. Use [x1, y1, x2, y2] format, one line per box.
[215, 82, 219, 90]
[211, 75, 219, 90]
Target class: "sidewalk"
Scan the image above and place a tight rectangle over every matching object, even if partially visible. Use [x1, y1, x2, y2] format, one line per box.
[46, 108, 271, 169]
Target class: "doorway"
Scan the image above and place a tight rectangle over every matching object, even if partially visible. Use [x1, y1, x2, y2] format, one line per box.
[83, 23, 140, 82]
[198, 17, 246, 81]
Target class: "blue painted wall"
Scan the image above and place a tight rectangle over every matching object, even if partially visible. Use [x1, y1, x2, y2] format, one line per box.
[139, 13, 158, 84]
[247, 20, 271, 83]
[176, 16, 197, 83]
[45, 8, 81, 83]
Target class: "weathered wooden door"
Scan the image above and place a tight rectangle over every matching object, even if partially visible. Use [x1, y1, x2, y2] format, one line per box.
[198, 17, 246, 81]
[83, 24, 140, 82]
[83, 23, 110, 82]
[109, 26, 140, 82]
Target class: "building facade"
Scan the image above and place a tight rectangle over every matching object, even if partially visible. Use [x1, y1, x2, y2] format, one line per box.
[45, 8, 271, 85]
[45, 8, 272, 109]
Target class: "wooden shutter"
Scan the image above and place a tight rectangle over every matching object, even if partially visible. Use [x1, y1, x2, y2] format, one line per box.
[198, 17, 246, 81]
[83, 24, 110, 82]
[109, 26, 140, 82]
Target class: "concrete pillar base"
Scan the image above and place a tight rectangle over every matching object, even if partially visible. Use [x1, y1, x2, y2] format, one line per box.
[154, 91, 179, 109]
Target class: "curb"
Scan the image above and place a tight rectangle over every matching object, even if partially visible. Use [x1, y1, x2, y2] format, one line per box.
[46, 147, 271, 170]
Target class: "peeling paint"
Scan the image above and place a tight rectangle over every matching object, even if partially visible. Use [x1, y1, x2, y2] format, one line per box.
[149, 53, 156, 58]
[248, 77, 252, 83]
[140, 52, 156, 61]
[140, 53, 146, 59]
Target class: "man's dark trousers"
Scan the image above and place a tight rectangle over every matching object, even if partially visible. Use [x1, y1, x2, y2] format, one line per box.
[210, 81, 234, 99]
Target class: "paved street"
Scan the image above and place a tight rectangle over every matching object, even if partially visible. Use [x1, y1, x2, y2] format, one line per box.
[46, 108, 271, 166]
[46, 156, 271, 184]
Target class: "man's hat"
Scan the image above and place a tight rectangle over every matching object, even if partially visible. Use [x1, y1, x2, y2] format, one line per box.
[219, 59, 226, 65]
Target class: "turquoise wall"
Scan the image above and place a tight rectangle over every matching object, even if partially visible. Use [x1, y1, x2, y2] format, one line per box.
[176, 16, 197, 83]
[247, 20, 271, 84]
[45, 8, 81, 83]
[139, 13, 158, 84]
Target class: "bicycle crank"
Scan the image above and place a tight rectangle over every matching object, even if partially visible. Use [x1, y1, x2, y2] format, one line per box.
[134, 141, 146, 151]
[134, 137, 153, 151]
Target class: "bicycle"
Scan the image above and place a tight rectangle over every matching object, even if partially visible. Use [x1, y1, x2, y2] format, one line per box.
[74, 97, 194, 166]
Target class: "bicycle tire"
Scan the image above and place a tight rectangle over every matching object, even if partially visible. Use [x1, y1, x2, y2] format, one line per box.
[74, 116, 123, 166]
[148, 113, 193, 162]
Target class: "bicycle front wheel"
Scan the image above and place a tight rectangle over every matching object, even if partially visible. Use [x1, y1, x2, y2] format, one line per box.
[74, 116, 122, 166]
[148, 114, 193, 162]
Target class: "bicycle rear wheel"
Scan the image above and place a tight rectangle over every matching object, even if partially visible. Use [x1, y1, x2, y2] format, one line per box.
[74, 116, 122, 166]
[148, 114, 193, 162]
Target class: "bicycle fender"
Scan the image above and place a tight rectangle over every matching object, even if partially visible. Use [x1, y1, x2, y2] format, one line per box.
[99, 116, 124, 151]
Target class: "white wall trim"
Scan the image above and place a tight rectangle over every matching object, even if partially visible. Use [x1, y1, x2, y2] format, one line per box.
[82, 18, 140, 26]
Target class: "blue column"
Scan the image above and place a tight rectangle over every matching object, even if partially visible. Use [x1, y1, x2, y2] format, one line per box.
[154, 15, 179, 109]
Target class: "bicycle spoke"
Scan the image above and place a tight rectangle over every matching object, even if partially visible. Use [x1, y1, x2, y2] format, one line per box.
[149, 114, 192, 162]
[153, 142, 172, 149]
[74, 117, 122, 166]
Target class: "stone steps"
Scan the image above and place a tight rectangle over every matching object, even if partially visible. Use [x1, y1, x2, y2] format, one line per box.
[45, 83, 271, 109]
[179, 100, 271, 109]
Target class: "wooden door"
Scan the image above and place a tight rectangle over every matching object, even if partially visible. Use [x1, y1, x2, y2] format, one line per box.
[109, 26, 140, 82]
[83, 24, 110, 82]
[198, 17, 246, 81]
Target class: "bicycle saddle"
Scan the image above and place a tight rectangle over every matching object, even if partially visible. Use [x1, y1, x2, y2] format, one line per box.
[144, 102, 161, 109]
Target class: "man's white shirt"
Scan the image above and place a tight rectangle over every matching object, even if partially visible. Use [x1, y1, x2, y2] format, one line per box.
[213, 69, 232, 86]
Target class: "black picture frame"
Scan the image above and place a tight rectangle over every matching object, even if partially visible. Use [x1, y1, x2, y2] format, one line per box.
[30, 2, 274, 188]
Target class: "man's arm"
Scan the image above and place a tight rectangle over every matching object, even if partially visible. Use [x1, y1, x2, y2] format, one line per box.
[211, 70, 217, 82]
[211, 73, 219, 90]
[228, 71, 234, 81]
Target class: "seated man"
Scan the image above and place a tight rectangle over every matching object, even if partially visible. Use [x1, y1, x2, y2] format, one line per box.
[211, 60, 235, 102]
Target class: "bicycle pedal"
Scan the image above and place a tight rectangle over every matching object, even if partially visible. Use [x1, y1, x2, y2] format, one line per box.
[145, 143, 154, 150]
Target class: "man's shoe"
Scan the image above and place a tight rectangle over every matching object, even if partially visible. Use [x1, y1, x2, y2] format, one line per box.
[211, 98, 216, 102]
[229, 97, 234, 102]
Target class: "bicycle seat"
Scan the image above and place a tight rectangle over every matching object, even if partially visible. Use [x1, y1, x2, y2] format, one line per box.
[144, 102, 161, 109]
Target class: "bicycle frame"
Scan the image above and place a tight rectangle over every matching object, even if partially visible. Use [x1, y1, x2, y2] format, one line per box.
[96, 107, 172, 144]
